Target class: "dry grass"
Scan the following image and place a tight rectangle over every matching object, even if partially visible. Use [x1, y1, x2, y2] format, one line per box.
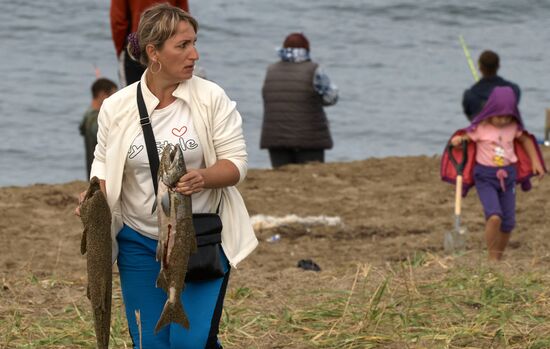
[221, 252, 550, 349]
[3, 252, 550, 349]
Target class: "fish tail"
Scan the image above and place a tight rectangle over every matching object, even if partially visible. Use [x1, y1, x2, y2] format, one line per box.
[154, 299, 189, 333]
[94, 309, 111, 349]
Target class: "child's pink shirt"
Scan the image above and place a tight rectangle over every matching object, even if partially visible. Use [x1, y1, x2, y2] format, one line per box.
[467, 122, 523, 167]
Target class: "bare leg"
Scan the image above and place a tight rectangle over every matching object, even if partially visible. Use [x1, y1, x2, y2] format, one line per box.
[496, 232, 511, 260]
[485, 215, 503, 261]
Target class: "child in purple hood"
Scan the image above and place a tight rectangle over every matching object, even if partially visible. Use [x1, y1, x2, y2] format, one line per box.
[450, 86, 544, 261]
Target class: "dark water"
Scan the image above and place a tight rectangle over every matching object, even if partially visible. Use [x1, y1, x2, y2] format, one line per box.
[1, 0, 550, 186]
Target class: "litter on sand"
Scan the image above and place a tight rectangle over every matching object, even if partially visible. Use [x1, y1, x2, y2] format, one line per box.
[251, 214, 342, 232]
[265, 233, 281, 243]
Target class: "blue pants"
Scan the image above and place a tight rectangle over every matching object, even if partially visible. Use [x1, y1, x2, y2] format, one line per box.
[474, 164, 517, 233]
[116, 225, 230, 349]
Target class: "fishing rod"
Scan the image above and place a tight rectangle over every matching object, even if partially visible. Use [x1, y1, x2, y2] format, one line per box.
[459, 35, 479, 82]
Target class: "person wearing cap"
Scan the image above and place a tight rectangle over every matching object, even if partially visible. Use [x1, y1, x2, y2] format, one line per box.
[462, 50, 521, 121]
[260, 32, 339, 168]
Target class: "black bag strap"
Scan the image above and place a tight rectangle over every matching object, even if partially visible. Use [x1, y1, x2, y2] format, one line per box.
[137, 82, 221, 214]
[137, 82, 160, 194]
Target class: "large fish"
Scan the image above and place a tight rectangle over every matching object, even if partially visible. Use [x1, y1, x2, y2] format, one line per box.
[80, 176, 112, 349]
[154, 145, 197, 333]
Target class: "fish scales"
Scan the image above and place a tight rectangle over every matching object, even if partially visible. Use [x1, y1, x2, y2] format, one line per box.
[80, 176, 112, 349]
[155, 145, 198, 333]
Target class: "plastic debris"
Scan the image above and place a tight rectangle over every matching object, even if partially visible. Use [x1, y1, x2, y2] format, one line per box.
[265, 234, 281, 243]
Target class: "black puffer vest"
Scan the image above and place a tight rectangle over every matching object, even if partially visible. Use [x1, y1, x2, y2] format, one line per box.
[260, 61, 333, 149]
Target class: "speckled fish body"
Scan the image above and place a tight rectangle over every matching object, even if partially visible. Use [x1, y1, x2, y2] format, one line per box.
[155, 145, 197, 333]
[80, 176, 112, 349]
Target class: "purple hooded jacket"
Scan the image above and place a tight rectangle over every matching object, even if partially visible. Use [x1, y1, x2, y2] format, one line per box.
[466, 86, 524, 133]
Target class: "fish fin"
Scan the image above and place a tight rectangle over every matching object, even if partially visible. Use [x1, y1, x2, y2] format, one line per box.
[156, 270, 169, 291]
[154, 297, 189, 333]
[161, 191, 171, 217]
[155, 241, 163, 262]
[80, 228, 87, 255]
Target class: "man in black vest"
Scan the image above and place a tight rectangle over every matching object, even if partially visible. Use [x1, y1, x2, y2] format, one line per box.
[261, 33, 338, 168]
[462, 50, 521, 121]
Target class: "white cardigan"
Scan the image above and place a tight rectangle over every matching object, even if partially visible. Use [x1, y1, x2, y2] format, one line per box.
[91, 73, 258, 267]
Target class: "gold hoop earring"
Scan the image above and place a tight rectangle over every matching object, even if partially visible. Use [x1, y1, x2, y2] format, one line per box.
[150, 60, 162, 74]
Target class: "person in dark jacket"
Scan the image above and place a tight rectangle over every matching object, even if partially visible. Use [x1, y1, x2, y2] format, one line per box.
[260, 32, 338, 168]
[110, 0, 189, 86]
[462, 50, 521, 121]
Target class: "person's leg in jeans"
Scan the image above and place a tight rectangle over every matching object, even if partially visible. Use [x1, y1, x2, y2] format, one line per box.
[117, 225, 170, 349]
[118, 225, 231, 348]
[170, 249, 230, 348]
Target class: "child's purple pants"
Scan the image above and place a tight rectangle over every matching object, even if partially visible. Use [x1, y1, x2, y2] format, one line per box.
[473, 163, 517, 233]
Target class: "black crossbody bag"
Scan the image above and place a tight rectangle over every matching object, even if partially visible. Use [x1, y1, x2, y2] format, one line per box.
[137, 82, 225, 282]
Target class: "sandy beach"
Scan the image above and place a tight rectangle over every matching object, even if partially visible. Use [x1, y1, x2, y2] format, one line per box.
[2, 150, 550, 348]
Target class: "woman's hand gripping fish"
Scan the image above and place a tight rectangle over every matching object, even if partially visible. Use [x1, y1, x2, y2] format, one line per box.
[80, 176, 112, 349]
[154, 145, 197, 333]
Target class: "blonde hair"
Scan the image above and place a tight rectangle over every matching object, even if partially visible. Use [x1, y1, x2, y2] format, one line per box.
[128, 3, 198, 66]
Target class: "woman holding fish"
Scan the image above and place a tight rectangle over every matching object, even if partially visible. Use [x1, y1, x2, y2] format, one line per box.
[78, 4, 258, 348]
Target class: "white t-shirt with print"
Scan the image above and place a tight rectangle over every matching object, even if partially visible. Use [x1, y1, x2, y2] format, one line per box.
[121, 98, 210, 239]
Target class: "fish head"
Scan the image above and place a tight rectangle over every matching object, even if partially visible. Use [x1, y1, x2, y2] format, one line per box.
[158, 145, 187, 188]
[84, 176, 101, 201]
